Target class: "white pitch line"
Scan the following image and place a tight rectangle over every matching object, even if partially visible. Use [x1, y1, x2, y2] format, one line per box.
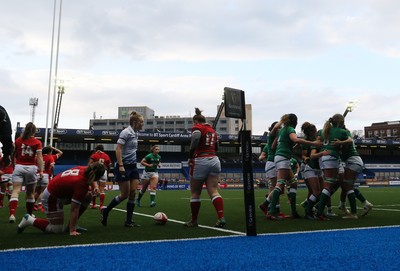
[181, 197, 244, 200]
[369, 204, 400, 207]
[353, 205, 400, 212]
[295, 204, 400, 213]
[4, 225, 399, 253]
[364, 207, 400, 212]
[113, 208, 246, 236]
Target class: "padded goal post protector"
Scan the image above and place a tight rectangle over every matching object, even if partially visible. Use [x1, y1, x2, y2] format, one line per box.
[223, 87, 256, 236]
[241, 130, 257, 236]
[224, 87, 246, 119]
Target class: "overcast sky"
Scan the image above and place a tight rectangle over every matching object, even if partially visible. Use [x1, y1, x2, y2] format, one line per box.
[1, 0, 400, 136]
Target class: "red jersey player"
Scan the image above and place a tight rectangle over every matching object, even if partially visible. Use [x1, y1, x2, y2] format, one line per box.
[0, 152, 14, 207]
[184, 107, 225, 228]
[9, 122, 43, 223]
[34, 146, 63, 212]
[88, 144, 111, 210]
[17, 162, 105, 236]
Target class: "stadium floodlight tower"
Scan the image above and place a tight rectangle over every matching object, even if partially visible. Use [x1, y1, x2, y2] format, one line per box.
[53, 84, 65, 129]
[343, 100, 359, 118]
[29, 97, 39, 123]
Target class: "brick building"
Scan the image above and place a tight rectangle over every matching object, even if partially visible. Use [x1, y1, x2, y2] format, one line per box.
[364, 121, 400, 139]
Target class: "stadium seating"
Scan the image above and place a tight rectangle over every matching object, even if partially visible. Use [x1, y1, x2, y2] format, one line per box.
[53, 150, 390, 183]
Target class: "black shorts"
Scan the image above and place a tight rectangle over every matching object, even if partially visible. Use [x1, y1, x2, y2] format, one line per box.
[114, 163, 139, 182]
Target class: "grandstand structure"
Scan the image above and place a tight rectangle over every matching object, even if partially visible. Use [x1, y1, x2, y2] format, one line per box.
[16, 126, 265, 184]
[15, 124, 400, 187]
[89, 105, 252, 135]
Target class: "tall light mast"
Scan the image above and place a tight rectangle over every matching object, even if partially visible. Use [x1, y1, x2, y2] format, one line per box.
[53, 85, 65, 129]
[29, 97, 39, 123]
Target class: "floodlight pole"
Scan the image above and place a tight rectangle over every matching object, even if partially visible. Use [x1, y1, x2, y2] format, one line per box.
[29, 97, 39, 123]
[343, 100, 359, 118]
[343, 107, 351, 118]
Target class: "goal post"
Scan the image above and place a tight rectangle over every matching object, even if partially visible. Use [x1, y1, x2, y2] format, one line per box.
[223, 87, 257, 236]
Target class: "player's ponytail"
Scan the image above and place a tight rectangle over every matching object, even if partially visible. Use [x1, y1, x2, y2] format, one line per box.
[129, 111, 143, 129]
[331, 114, 345, 128]
[268, 121, 278, 132]
[322, 119, 331, 140]
[323, 114, 344, 139]
[280, 113, 298, 128]
[193, 107, 206, 123]
[21, 122, 36, 140]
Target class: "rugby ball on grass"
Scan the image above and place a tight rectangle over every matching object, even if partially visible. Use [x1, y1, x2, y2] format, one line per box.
[153, 212, 168, 225]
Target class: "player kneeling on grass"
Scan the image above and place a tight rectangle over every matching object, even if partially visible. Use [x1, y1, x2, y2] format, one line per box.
[17, 162, 105, 236]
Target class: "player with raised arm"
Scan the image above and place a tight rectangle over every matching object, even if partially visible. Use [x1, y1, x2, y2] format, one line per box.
[314, 114, 351, 220]
[269, 114, 322, 220]
[258, 120, 289, 219]
[184, 108, 225, 228]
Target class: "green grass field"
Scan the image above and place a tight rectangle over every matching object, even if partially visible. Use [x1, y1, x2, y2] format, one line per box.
[1, 187, 399, 250]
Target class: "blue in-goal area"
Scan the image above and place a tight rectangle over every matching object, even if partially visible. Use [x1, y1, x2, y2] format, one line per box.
[1, 226, 399, 271]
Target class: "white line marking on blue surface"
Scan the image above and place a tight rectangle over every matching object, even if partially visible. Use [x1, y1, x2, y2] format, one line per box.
[2, 225, 399, 253]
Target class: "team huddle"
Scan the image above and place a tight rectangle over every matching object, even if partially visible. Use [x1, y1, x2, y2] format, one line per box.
[258, 113, 373, 221]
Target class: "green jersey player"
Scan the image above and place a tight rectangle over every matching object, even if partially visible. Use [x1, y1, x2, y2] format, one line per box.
[136, 145, 162, 207]
[315, 114, 351, 220]
[269, 114, 321, 220]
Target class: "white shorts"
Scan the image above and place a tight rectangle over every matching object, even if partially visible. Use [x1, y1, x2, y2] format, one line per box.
[37, 173, 50, 187]
[302, 164, 322, 179]
[191, 156, 221, 180]
[265, 161, 277, 179]
[338, 161, 346, 174]
[99, 170, 108, 183]
[1, 173, 12, 184]
[41, 189, 66, 233]
[320, 155, 340, 170]
[12, 164, 38, 185]
[42, 188, 71, 213]
[142, 170, 158, 180]
[274, 155, 290, 170]
[345, 156, 364, 174]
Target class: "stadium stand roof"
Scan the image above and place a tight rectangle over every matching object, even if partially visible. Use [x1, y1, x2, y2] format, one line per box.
[17, 127, 268, 145]
[17, 127, 400, 148]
